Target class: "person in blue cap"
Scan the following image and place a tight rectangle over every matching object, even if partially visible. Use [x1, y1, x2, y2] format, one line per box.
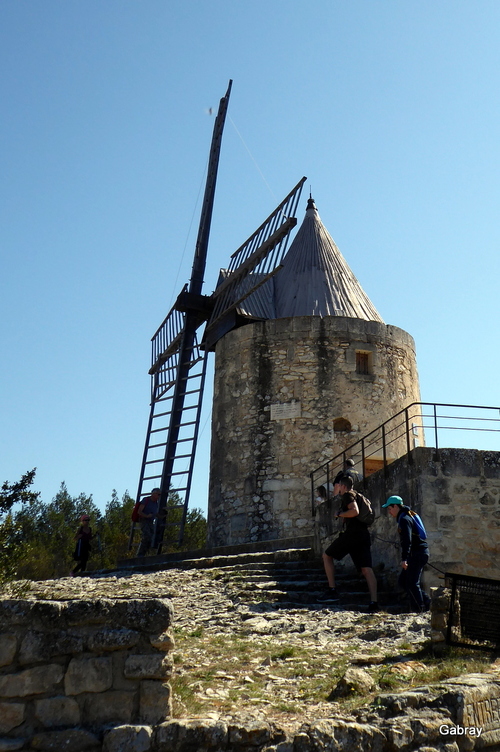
[382, 495, 430, 613]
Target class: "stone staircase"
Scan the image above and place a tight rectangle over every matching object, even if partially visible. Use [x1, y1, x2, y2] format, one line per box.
[115, 538, 402, 612]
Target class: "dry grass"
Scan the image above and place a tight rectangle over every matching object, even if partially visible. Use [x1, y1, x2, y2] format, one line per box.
[170, 625, 497, 719]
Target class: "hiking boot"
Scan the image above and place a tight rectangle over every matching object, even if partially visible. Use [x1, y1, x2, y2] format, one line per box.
[318, 588, 340, 603]
[366, 601, 380, 613]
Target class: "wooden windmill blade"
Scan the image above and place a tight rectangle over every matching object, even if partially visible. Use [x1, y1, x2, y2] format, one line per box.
[130, 81, 232, 555]
[203, 176, 307, 350]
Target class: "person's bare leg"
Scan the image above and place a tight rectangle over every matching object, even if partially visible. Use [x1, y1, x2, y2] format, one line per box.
[361, 567, 377, 602]
[322, 553, 336, 588]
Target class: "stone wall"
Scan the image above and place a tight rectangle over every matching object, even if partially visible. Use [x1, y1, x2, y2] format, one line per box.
[208, 315, 421, 547]
[315, 446, 500, 590]
[0, 597, 173, 750]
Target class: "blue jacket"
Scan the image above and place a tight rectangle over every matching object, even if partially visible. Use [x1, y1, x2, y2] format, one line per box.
[397, 506, 429, 560]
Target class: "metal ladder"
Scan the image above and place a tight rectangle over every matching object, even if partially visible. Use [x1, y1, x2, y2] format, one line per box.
[129, 307, 208, 553]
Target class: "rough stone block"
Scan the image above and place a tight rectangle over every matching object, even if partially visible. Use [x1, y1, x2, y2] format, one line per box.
[139, 680, 171, 724]
[124, 655, 172, 680]
[149, 631, 175, 652]
[430, 613, 447, 631]
[0, 600, 34, 627]
[63, 598, 113, 627]
[230, 513, 247, 533]
[483, 452, 500, 479]
[120, 599, 173, 633]
[330, 667, 375, 698]
[82, 690, 134, 725]
[0, 739, 26, 751]
[0, 702, 25, 733]
[111, 651, 140, 691]
[19, 630, 83, 664]
[228, 720, 274, 748]
[34, 696, 80, 727]
[87, 627, 141, 652]
[30, 729, 99, 751]
[312, 719, 386, 752]
[103, 725, 152, 752]
[155, 719, 228, 751]
[0, 635, 17, 667]
[430, 630, 446, 643]
[0, 665, 64, 697]
[385, 720, 414, 749]
[272, 491, 289, 512]
[64, 656, 113, 695]
[439, 449, 481, 478]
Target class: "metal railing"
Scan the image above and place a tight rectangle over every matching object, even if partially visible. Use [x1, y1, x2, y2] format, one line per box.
[310, 401, 500, 515]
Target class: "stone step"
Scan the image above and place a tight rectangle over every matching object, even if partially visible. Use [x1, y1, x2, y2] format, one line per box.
[117, 536, 315, 572]
[117, 548, 315, 574]
[114, 539, 403, 610]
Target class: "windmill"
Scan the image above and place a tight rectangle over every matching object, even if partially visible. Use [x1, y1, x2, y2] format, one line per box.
[130, 80, 306, 553]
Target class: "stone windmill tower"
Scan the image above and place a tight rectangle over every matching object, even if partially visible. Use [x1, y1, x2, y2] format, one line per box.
[207, 197, 421, 546]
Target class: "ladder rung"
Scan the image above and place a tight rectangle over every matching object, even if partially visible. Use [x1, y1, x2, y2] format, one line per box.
[153, 394, 174, 404]
[153, 402, 199, 419]
[173, 454, 192, 460]
[173, 421, 197, 428]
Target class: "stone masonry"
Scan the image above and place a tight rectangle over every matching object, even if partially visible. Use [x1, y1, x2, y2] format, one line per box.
[208, 315, 421, 547]
[0, 597, 173, 749]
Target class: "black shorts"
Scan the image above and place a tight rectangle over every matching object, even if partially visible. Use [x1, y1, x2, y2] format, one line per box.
[324, 530, 372, 569]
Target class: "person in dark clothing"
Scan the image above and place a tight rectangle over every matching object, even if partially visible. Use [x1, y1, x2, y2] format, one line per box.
[382, 495, 430, 612]
[333, 458, 363, 494]
[136, 487, 161, 557]
[70, 514, 93, 576]
[320, 475, 378, 612]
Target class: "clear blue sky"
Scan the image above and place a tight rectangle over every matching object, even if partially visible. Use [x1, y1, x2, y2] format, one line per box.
[2, 1, 500, 515]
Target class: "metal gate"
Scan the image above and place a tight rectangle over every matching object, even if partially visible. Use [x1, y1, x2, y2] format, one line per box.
[446, 572, 500, 651]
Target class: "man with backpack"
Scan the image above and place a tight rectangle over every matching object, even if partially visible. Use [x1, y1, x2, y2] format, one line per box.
[382, 495, 430, 613]
[320, 474, 379, 613]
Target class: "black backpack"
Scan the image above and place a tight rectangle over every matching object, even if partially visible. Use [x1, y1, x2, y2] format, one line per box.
[355, 492, 376, 526]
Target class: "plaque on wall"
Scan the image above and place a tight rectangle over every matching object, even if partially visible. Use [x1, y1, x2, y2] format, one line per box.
[270, 401, 302, 420]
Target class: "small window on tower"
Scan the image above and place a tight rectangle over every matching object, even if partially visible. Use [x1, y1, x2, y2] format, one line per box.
[356, 351, 372, 375]
[334, 418, 351, 433]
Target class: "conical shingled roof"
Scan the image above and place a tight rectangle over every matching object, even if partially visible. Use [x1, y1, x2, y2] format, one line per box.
[273, 197, 384, 322]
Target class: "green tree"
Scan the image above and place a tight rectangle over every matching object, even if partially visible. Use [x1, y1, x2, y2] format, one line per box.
[97, 490, 135, 568]
[161, 492, 207, 552]
[0, 469, 41, 585]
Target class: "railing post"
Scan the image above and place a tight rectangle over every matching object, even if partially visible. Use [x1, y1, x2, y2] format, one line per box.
[434, 403, 440, 461]
[310, 472, 315, 517]
[361, 439, 366, 490]
[382, 424, 388, 477]
[405, 406, 413, 463]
